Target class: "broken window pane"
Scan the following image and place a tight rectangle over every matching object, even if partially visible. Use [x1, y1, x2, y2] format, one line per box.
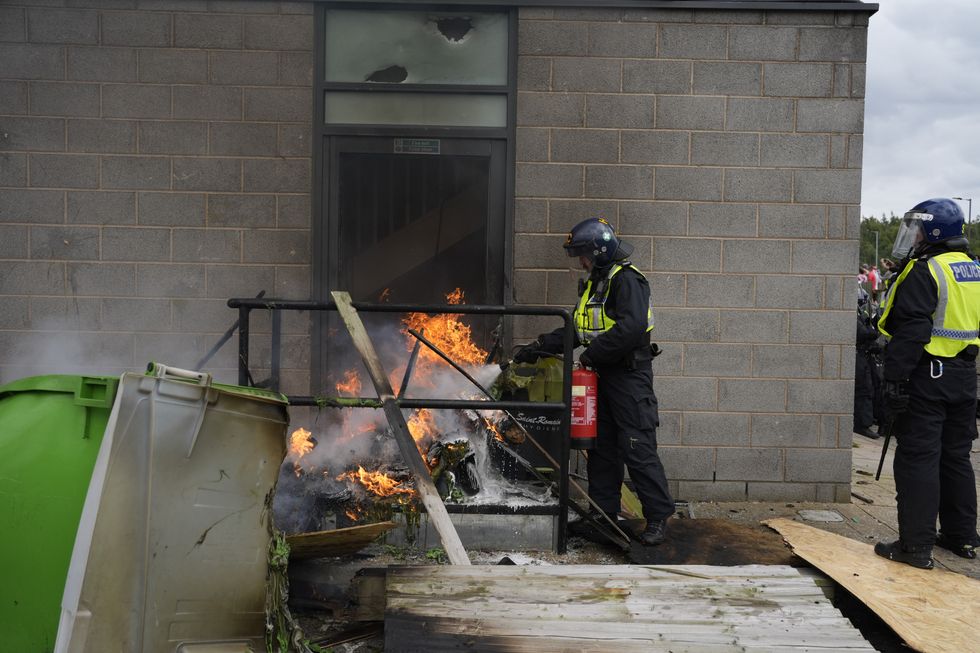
[325, 9, 508, 86]
[325, 92, 507, 127]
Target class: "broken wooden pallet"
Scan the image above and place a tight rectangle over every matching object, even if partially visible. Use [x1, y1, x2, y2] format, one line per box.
[766, 517, 980, 653]
[286, 521, 396, 560]
[384, 564, 875, 652]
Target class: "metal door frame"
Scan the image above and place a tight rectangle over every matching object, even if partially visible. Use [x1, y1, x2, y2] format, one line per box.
[324, 135, 507, 302]
[311, 3, 517, 393]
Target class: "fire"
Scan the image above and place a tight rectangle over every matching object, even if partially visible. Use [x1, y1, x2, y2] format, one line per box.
[407, 409, 438, 451]
[338, 465, 415, 497]
[483, 418, 505, 443]
[379, 288, 391, 302]
[445, 288, 465, 304]
[402, 288, 487, 368]
[288, 427, 314, 476]
[335, 369, 361, 396]
[289, 427, 314, 459]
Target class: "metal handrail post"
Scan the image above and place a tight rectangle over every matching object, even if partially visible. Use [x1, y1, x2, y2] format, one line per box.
[237, 306, 250, 387]
[558, 312, 574, 554]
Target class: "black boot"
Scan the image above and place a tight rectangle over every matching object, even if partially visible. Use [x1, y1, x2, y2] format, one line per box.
[935, 531, 979, 560]
[874, 539, 933, 569]
[640, 519, 667, 546]
[854, 426, 879, 439]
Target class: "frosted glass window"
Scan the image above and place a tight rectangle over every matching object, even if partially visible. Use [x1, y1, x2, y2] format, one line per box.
[325, 9, 508, 86]
[325, 92, 507, 127]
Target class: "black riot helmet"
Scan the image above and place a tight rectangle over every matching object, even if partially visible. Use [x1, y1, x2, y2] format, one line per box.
[563, 217, 633, 268]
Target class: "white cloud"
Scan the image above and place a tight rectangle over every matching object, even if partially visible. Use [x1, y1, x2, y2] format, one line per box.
[861, 0, 980, 220]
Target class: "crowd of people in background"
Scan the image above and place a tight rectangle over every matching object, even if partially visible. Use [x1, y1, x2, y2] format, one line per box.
[857, 258, 898, 302]
[852, 256, 914, 440]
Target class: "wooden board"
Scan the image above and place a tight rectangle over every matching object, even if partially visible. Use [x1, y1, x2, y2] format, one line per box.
[331, 291, 470, 566]
[765, 517, 980, 653]
[286, 522, 396, 560]
[384, 564, 875, 652]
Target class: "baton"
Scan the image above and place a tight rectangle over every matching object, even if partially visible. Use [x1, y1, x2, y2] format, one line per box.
[874, 413, 898, 481]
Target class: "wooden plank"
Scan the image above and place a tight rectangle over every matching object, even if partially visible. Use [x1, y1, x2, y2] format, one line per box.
[765, 517, 980, 653]
[387, 615, 874, 653]
[384, 563, 806, 580]
[350, 570, 386, 622]
[285, 521, 396, 560]
[384, 564, 875, 652]
[331, 291, 470, 566]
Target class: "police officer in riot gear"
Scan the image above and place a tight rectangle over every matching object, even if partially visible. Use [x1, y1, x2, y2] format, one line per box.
[854, 286, 881, 439]
[874, 198, 980, 568]
[515, 217, 674, 546]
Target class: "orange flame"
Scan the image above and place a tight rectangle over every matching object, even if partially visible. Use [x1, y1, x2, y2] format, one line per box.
[407, 408, 438, 451]
[335, 369, 361, 396]
[338, 465, 416, 497]
[402, 288, 487, 368]
[288, 427, 314, 476]
[483, 418, 505, 443]
[379, 288, 391, 302]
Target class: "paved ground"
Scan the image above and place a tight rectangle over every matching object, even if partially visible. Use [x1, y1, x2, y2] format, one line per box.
[689, 432, 980, 580]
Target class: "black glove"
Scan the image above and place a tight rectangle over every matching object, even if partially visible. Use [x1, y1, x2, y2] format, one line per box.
[884, 380, 910, 413]
[579, 349, 594, 369]
[513, 339, 543, 364]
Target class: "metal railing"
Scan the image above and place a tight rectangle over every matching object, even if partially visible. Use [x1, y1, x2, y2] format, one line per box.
[226, 296, 575, 553]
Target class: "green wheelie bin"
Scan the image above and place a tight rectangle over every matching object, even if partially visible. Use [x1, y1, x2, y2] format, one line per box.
[0, 375, 119, 652]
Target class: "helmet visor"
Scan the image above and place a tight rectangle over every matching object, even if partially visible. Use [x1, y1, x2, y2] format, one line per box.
[891, 212, 925, 258]
[564, 242, 592, 258]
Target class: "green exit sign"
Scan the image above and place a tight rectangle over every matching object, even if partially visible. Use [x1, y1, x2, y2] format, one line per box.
[393, 138, 441, 155]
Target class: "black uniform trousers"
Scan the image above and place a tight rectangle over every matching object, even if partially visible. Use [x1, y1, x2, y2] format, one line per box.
[893, 356, 978, 547]
[587, 360, 675, 523]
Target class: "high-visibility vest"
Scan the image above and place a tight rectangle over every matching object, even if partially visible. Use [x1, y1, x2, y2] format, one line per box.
[878, 251, 980, 357]
[574, 262, 655, 345]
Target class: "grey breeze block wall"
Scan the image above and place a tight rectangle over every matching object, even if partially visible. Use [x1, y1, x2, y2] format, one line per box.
[0, 0, 314, 395]
[512, 6, 871, 502]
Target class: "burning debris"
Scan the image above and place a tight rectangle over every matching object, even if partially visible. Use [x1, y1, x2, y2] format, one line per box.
[272, 288, 555, 537]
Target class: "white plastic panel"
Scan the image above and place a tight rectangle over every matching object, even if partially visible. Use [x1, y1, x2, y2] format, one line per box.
[56, 371, 288, 653]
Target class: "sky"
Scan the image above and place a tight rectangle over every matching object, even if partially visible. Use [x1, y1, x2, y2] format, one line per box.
[861, 0, 980, 221]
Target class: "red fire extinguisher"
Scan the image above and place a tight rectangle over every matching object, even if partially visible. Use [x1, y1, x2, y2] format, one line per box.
[570, 366, 597, 450]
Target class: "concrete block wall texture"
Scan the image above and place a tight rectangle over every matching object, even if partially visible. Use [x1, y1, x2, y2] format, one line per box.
[0, 0, 314, 394]
[514, 7, 870, 502]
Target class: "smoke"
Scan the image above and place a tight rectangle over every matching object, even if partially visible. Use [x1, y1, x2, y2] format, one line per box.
[0, 315, 242, 386]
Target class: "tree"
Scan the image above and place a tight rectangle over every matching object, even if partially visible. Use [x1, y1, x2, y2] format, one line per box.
[861, 213, 980, 270]
[859, 214, 901, 269]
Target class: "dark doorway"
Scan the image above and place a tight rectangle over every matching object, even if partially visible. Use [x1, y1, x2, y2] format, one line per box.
[330, 137, 505, 305]
[316, 136, 507, 391]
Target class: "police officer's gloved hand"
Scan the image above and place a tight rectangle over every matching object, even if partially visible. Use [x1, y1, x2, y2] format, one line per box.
[579, 350, 594, 369]
[884, 380, 910, 413]
[513, 339, 542, 364]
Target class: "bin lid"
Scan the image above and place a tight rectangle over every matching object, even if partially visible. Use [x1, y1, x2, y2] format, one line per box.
[0, 375, 119, 408]
[143, 363, 288, 405]
[211, 380, 288, 404]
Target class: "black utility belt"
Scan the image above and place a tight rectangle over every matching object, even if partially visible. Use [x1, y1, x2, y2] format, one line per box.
[918, 345, 978, 365]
